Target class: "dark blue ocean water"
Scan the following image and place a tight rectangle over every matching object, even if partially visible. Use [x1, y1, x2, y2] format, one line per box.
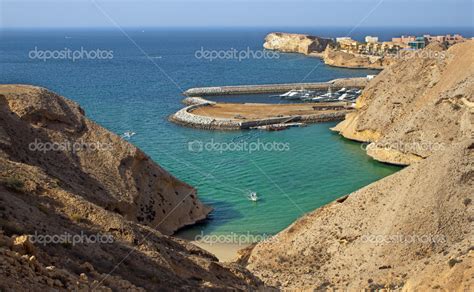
[0, 28, 437, 237]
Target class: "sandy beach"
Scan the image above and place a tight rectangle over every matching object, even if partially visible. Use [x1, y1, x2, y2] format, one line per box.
[191, 241, 250, 262]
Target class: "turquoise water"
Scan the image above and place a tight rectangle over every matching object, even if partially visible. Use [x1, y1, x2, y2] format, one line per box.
[0, 29, 401, 238]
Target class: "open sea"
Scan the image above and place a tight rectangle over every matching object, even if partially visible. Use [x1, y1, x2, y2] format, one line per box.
[3, 27, 467, 239]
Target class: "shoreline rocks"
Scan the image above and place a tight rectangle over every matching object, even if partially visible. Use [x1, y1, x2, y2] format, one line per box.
[263, 32, 397, 69]
[332, 41, 474, 165]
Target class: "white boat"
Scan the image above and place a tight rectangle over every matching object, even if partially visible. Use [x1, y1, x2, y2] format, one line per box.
[279, 89, 315, 100]
[338, 93, 348, 100]
[121, 131, 136, 139]
[279, 89, 299, 97]
[337, 87, 346, 93]
[247, 192, 259, 202]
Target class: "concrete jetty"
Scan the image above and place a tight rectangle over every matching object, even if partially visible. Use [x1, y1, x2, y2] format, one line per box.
[183, 77, 368, 96]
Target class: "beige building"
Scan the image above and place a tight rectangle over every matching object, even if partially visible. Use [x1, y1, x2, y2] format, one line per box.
[365, 36, 379, 43]
[392, 35, 416, 44]
[424, 34, 465, 45]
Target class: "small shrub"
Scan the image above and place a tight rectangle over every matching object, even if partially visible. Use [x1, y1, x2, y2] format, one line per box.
[3, 177, 25, 192]
[448, 258, 461, 267]
[0, 219, 25, 236]
[451, 103, 461, 110]
[70, 213, 86, 223]
[37, 204, 50, 214]
[463, 198, 472, 206]
[60, 241, 72, 249]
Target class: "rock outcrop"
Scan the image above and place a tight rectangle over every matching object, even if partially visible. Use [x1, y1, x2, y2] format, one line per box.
[332, 41, 474, 165]
[0, 85, 211, 235]
[242, 41, 474, 290]
[263, 32, 335, 55]
[0, 85, 264, 290]
[322, 46, 397, 69]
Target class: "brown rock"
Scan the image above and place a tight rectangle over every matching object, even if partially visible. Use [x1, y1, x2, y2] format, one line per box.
[12, 235, 35, 255]
[263, 32, 334, 55]
[332, 41, 474, 165]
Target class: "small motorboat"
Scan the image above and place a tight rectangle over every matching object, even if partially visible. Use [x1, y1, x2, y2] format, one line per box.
[121, 131, 136, 139]
[247, 192, 259, 202]
[338, 93, 348, 100]
[279, 89, 301, 97]
[278, 89, 316, 100]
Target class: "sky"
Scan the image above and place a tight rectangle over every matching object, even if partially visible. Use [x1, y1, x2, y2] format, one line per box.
[1, 0, 473, 28]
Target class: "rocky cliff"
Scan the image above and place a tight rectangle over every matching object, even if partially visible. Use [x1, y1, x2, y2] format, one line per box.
[332, 41, 474, 165]
[242, 41, 474, 290]
[0, 85, 212, 235]
[0, 85, 264, 290]
[263, 32, 334, 55]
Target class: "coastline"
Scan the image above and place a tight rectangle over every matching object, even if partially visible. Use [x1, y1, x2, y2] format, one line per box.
[191, 241, 250, 262]
[171, 77, 367, 130]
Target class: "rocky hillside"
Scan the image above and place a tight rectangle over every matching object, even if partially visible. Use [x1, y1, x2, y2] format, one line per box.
[0, 85, 264, 290]
[263, 32, 334, 55]
[0, 85, 211, 235]
[322, 46, 397, 69]
[243, 140, 473, 290]
[332, 41, 474, 165]
[242, 41, 473, 290]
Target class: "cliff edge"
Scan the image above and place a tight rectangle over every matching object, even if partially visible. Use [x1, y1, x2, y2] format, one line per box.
[0, 85, 264, 290]
[332, 41, 474, 165]
[263, 32, 334, 55]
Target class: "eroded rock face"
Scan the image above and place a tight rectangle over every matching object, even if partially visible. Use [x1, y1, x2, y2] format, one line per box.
[263, 32, 335, 55]
[0, 85, 265, 290]
[332, 41, 474, 165]
[0, 85, 212, 235]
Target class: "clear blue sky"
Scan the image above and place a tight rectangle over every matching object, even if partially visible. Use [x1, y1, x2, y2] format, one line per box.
[1, 0, 473, 28]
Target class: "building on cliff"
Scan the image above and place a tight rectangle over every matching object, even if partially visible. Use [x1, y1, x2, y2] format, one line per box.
[365, 36, 379, 43]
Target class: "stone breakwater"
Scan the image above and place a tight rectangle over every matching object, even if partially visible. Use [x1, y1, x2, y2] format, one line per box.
[169, 103, 351, 130]
[182, 96, 216, 106]
[170, 103, 241, 130]
[183, 78, 368, 97]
